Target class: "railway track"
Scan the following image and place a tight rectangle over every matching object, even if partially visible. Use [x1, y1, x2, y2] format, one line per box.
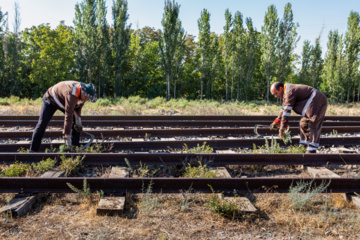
[1, 136, 360, 152]
[1, 126, 360, 139]
[1, 115, 360, 121]
[1, 177, 359, 194]
[1, 152, 359, 166]
[1, 119, 360, 127]
[0, 114, 359, 208]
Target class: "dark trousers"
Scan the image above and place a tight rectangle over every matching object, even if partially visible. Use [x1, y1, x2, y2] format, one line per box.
[30, 96, 80, 152]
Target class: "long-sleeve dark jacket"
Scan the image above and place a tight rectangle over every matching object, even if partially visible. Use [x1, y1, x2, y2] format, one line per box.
[277, 83, 327, 129]
[45, 81, 84, 135]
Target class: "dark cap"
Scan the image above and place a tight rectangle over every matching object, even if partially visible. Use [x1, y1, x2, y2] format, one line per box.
[80, 82, 97, 102]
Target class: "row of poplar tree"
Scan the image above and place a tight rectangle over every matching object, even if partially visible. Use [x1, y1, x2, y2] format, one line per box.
[0, 0, 360, 103]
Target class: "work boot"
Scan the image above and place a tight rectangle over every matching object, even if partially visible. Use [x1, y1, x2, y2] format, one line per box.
[306, 150, 316, 154]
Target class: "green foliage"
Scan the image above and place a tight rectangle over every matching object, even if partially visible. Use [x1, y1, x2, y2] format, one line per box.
[181, 142, 213, 154]
[252, 138, 305, 153]
[59, 155, 83, 176]
[31, 158, 57, 174]
[1, 161, 30, 177]
[95, 98, 113, 107]
[0, 98, 9, 106]
[206, 185, 243, 220]
[183, 161, 217, 178]
[280, 127, 292, 144]
[1, 158, 56, 177]
[288, 180, 331, 211]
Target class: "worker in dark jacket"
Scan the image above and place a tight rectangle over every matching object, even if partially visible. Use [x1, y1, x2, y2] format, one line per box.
[29, 81, 97, 152]
[269, 82, 328, 153]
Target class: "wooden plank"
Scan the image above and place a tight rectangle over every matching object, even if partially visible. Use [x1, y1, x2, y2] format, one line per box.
[16, 140, 31, 144]
[97, 167, 129, 216]
[211, 167, 257, 212]
[0, 169, 64, 217]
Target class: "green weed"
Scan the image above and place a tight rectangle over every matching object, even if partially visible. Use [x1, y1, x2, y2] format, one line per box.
[179, 185, 197, 212]
[206, 185, 243, 220]
[183, 161, 217, 178]
[66, 178, 102, 204]
[1, 158, 56, 177]
[140, 181, 160, 216]
[59, 155, 83, 176]
[288, 179, 331, 211]
[181, 142, 213, 154]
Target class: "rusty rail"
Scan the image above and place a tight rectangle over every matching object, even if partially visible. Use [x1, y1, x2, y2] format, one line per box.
[0, 177, 359, 194]
[0, 126, 359, 139]
[1, 136, 360, 152]
[0, 152, 359, 166]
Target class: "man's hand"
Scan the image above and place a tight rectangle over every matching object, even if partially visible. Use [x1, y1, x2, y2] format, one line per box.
[270, 118, 281, 131]
[74, 117, 83, 132]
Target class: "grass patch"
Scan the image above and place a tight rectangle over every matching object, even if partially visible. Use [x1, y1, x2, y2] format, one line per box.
[59, 155, 84, 176]
[183, 161, 217, 178]
[0, 158, 56, 177]
[288, 179, 331, 211]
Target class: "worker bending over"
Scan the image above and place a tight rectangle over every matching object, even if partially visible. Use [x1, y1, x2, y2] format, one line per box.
[270, 82, 328, 153]
[30, 81, 97, 152]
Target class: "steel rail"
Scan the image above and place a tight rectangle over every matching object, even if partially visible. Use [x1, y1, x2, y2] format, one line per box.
[0, 152, 359, 166]
[0, 119, 359, 127]
[1, 136, 360, 152]
[1, 115, 360, 121]
[0, 177, 359, 194]
[1, 126, 359, 139]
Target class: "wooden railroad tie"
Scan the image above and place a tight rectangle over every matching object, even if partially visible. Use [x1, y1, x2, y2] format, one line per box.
[96, 167, 129, 216]
[306, 166, 360, 208]
[210, 167, 257, 213]
[0, 169, 65, 217]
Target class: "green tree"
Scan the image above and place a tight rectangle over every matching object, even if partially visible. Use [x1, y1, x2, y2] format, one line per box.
[261, 4, 278, 103]
[95, 0, 112, 97]
[197, 9, 211, 100]
[223, 9, 232, 101]
[73, 0, 98, 83]
[310, 36, 323, 88]
[277, 3, 299, 83]
[244, 17, 260, 101]
[322, 30, 340, 103]
[299, 40, 312, 85]
[22, 23, 76, 97]
[159, 0, 185, 101]
[344, 11, 360, 103]
[112, 0, 131, 97]
[232, 11, 245, 100]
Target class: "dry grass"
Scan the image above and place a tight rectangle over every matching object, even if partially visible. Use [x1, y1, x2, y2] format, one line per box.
[1, 191, 360, 239]
[2, 97, 360, 116]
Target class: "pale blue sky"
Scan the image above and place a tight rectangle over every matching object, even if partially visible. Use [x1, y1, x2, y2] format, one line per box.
[0, 0, 358, 60]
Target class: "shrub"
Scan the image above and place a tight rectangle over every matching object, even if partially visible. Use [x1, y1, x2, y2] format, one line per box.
[288, 179, 331, 211]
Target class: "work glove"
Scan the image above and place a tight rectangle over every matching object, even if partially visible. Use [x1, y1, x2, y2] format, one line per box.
[279, 125, 289, 137]
[270, 118, 281, 131]
[64, 135, 72, 148]
[74, 117, 83, 132]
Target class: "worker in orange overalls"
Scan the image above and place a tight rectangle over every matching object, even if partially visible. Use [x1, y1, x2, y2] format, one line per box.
[270, 82, 328, 153]
[30, 81, 97, 152]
